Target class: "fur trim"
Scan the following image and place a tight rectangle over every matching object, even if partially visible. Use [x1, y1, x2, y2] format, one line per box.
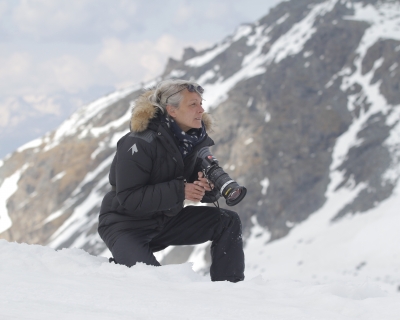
[202, 112, 213, 132]
[130, 90, 213, 132]
[130, 91, 157, 132]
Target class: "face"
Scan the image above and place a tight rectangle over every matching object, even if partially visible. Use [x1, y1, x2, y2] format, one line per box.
[166, 89, 204, 132]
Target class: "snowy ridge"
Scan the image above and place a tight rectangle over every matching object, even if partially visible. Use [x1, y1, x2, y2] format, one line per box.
[185, 0, 400, 112]
[266, 0, 338, 64]
[44, 85, 138, 151]
[1, 240, 400, 319]
[16, 138, 43, 154]
[246, 170, 400, 291]
[246, 84, 400, 289]
[186, 42, 233, 67]
[240, 0, 400, 290]
[188, 0, 341, 108]
[0, 89, 136, 238]
[11, 85, 137, 155]
[159, 0, 400, 285]
[45, 153, 115, 254]
[334, 1, 400, 199]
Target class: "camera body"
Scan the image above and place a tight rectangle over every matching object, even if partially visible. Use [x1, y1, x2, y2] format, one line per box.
[198, 147, 247, 206]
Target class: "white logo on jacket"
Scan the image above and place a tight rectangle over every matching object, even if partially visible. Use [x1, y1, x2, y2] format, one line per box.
[128, 143, 138, 155]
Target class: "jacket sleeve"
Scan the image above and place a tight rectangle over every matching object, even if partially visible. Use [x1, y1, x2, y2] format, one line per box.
[115, 135, 185, 218]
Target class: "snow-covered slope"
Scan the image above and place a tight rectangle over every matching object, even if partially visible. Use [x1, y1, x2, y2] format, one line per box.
[1, 240, 400, 319]
[245, 161, 400, 290]
[1, 0, 400, 293]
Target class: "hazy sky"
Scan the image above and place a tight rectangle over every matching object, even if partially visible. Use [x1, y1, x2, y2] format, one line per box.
[0, 0, 284, 157]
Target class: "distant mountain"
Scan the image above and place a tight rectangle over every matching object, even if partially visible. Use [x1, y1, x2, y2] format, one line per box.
[1, 0, 400, 275]
[0, 87, 113, 159]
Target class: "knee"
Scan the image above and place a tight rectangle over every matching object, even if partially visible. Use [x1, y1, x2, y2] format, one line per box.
[219, 209, 242, 230]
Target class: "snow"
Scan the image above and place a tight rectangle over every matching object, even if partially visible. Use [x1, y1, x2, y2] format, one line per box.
[246, 24, 268, 47]
[242, 26, 271, 67]
[88, 106, 131, 138]
[244, 28, 400, 293]
[389, 62, 398, 72]
[0, 165, 27, 234]
[303, 50, 313, 58]
[334, 2, 400, 186]
[47, 183, 106, 249]
[260, 178, 269, 195]
[196, 0, 341, 110]
[90, 141, 107, 160]
[168, 69, 186, 78]
[91, 130, 127, 160]
[1, 237, 400, 319]
[267, 0, 338, 64]
[2, 2, 400, 317]
[382, 107, 400, 183]
[185, 42, 232, 67]
[45, 156, 114, 248]
[276, 13, 290, 25]
[246, 97, 253, 107]
[196, 69, 216, 85]
[51, 171, 66, 183]
[41, 150, 117, 251]
[201, 58, 266, 109]
[326, 1, 400, 171]
[43, 84, 138, 152]
[344, 2, 400, 59]
[16, 137, 43, 153]
[232, 24, 253, 42]
[72, 154, 115, 198]
[244, 137, 254, 145]
[187, 241, 212, 272]
[246, 171, 400, 294]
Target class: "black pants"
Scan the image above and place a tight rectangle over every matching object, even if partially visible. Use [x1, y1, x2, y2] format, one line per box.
[111, 206, 245, 282]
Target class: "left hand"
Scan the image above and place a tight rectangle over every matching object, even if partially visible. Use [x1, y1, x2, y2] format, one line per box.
[193, 172, 214, 192]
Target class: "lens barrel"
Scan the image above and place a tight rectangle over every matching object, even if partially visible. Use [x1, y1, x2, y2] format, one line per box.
[198, 147, 247, 206]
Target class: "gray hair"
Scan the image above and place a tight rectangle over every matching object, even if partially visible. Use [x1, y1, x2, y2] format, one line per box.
[148, 79, 203, 114]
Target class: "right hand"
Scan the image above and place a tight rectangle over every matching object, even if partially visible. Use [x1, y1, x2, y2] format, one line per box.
[184, 181, 206, 202]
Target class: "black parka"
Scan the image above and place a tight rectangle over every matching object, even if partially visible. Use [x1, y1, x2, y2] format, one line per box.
[98, 90, 220, 249]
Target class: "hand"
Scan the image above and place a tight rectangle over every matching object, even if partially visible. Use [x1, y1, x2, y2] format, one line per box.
[184, 172, 214, 202]
[194, 172, 214, 192]
[185, 181, 205, 202]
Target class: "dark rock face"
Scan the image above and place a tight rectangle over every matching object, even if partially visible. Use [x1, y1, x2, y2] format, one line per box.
[1, 0, 400, 264]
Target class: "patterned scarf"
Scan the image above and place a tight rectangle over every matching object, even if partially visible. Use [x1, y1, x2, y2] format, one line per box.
[160, 113, 206, 158]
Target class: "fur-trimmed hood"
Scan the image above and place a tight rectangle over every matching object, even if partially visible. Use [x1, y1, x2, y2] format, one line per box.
[130, 90, 213, 132]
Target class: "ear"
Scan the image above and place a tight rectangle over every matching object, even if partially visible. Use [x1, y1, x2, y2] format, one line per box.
[166, 105, 177, 118]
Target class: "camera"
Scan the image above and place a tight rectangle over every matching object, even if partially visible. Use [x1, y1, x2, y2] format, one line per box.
[198, 147, 247, 206]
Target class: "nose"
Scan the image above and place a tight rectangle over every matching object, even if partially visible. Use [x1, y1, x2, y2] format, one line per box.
[198, 104, 204, 113]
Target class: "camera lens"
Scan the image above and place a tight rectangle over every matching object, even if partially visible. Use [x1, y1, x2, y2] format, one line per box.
[228, 188, 241, 201]
[198, 147, 247, 206]
[225, 185, 247, 206]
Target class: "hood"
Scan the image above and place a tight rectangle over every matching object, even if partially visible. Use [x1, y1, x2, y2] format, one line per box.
[130, 90, 213, 133]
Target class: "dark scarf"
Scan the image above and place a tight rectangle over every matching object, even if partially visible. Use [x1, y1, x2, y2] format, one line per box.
[160, 113, 206, 158]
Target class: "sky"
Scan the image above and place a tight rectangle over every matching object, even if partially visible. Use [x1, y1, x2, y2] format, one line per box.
[0, 0, 284, 158]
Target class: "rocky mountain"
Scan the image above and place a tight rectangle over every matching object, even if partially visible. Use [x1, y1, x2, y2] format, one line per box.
[1, 0, 400, 271]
